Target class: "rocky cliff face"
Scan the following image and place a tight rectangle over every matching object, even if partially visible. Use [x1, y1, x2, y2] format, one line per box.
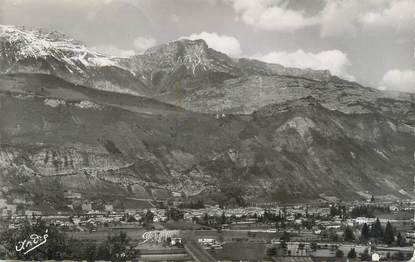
[1, 26, 415, 208]
[0, 76, 414, 207]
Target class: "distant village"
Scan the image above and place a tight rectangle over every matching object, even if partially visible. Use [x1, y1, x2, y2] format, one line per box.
[2, 189, 415, 261]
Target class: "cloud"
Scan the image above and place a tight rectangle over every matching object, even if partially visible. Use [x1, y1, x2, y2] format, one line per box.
[133, 36, 157, 53]
[228, 0, 414, 37]
[91, 36, 157, 57]
[320, 0, 414, 37]
[363, 0, 414, 32]
[257, 49, 355, 80]
[319, 0, 361, 37]
[379, 69, 415, 93]
[180, 32, 242, 57]
[229, 0, 319, 32]
[91, 45, 136, 58]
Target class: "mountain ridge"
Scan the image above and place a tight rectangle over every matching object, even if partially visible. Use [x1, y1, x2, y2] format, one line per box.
[0, 25, 415, 208]
[2, 24, 414, 114]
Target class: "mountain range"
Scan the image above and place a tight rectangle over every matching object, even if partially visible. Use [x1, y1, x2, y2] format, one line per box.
[1, 25, 414, 209]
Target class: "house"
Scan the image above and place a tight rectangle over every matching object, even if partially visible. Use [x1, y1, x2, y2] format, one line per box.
[158, 215, 168, 222]
[354, 217, 376, 225]
[172, 192, 182, 197]
[64, 191, 82, 199]
[81, 203, 92, 211]
[2, 209, 11, 216]
[389, 205, 399, 212]
[198, 238, 217, 246]
[72, 217, 81, 225]
[12, 198, 26, 204]
[170, 237, 183, 245]
[271, 238, 280, 245]
[25, 210, 42, 216]
[105, 204, 114, 212]
[0, 198, 7, 208]
[372, 253, 380, 261]
[406, 231, 415, 239]
[6, 204, 16, 214]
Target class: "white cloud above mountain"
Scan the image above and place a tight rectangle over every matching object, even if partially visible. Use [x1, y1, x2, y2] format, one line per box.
[180, 32, 242, 57]
[228, 0, 414, 37]
[229, 0, 318, 32]
[320, 0, 414, 37]
[257, 49, 355, 81]
[92, 36, 157, 57]
[379, 69, 415, 93]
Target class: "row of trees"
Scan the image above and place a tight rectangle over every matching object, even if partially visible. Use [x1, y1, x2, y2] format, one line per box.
[329, 204, 392, 220]
[345, 248, 371, 260]
[342, 219, 405, 246]
[346, 248, 410, 261]
[360, 219, 404, 245]
[177, 199, 205, 209]
[267, 241, 410, 261]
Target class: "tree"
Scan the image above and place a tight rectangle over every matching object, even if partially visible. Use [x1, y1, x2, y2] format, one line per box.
[383, 221, 395, 245]
[202, 213, 209, 225]
[98, 232, 138, 261]
[221, 211, 227, 224]
[280, 231, 290, 242]
[310, 242, 318, 251]
[166, 208, 183, 221]
[371, 218, 383, 240]
[341, 206, 347, 219]
[360, 248, 371, 261]
[397, 232, 405, 247]
[394, 251, 406, 261]
[330, 205, 341, 217]
[267, 247, 277, 257]
[361, 223, 370, 241]
[126, 215, 137, 222]
[347, 248, 357, 259]
[336, 249, 344, 257]
[328, 229, 339, 242]
[344, 226, 355, 242]
[144, 209, 154, 223]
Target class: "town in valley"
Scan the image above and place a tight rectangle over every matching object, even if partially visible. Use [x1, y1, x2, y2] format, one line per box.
[2, 189, 415, 261]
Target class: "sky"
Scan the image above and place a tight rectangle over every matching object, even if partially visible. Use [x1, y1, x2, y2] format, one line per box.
[0, 0, 414, 92]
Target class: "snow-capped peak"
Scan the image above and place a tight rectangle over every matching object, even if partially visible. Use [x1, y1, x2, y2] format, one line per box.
[0, 24, 126, 74]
